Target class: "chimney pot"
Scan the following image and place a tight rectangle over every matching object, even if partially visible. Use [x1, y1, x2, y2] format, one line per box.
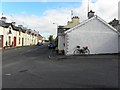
[88, 10, 95, 19]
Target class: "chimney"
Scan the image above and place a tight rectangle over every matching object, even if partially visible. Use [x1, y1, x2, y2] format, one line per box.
[88, 10, 95, 19]
[11, 22, 16, 26]
[111, 18, 119, 27]
[1, 16, 7, 22]
[71, 16, 79, 24]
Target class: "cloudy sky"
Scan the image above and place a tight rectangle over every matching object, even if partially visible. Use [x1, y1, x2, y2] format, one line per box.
[0, 0, 120, 39]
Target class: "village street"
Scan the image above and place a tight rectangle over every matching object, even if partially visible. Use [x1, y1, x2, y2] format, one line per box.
[2, 43, 119, 89]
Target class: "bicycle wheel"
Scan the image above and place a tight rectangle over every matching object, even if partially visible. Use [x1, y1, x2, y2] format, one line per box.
[73, 49, 80, 55]
[85, 49, 90, 54]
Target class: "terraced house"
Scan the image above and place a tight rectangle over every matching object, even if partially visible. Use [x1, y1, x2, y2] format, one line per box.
[0, 16, 42, 49]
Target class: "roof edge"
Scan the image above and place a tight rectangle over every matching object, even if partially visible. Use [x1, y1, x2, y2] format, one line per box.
[64, 15, 97, 34]
[64, 15, 119, 34]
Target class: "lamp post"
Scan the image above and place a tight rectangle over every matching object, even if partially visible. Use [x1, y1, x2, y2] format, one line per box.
[53, 23, 58, 36]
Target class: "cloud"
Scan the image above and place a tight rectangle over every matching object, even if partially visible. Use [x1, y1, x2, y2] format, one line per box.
[1, 0, 82, 2]
[1, 0, 120, 39]
[89, 0, 119, 21]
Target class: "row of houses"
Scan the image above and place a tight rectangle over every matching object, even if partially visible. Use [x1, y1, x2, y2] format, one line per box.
[0, 16, 44, 49]
[57, 10, 120, 55]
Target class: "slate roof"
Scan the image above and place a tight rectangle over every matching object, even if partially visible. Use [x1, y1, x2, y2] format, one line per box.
[58, 26, 70, 33]
[0, 20, 11, 28]
[0, 20, 38, 35]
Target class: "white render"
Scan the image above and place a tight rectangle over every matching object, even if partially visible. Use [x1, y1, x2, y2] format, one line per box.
[118, 1, 120, 24]
[58, 17, 80, 52]
[64, 16, 119, 55]
[58, 35, 65, 51]
[118, 35, 120, 53]
[119, 1, 120, 52]
[0, 27, 3, 35]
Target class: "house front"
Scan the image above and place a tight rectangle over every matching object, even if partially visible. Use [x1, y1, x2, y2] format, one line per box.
[63, 15, 119, 55]
[0, 22, 4, 48]
[0, 19, 17, 48]
[57, 16, 80, 54]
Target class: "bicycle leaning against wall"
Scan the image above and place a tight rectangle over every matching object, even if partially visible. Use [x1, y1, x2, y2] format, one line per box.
[73, 46, 90, 55]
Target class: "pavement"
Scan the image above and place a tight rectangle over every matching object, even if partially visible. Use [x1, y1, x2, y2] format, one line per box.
[2, 44, 119, 89]
[48, 48, 120, 60]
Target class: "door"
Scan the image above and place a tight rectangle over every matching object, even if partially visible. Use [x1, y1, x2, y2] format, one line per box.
[0, 35, 3, 48]
[14, 37, 16, 46]
[9, 36, 11, 46]
[22, 38, 24, 46]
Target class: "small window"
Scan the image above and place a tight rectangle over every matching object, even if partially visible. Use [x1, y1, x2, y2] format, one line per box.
[19, 31, 21, 35]
[19, 37, 20, 44]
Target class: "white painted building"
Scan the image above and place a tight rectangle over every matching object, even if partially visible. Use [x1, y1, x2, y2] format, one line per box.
[0, 17, 40, 49]
[63, 15, 119, 55]
[58, 16, 80, 53]
[118, 1, 120, 23]
[0, 20, 16, 48]
[118, 1, 120, 52]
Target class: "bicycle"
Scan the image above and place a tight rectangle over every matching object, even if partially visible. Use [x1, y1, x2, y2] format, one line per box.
[73, 46, 90, 55]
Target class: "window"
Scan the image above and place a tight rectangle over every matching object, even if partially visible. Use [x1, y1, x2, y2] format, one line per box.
[8, 27, 12, 34]
[9, 36, 11, 45]
[19, 31, 21, 35]
[19, 37, 20, 44]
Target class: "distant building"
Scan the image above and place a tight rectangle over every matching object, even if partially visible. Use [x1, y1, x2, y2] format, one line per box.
[0, 16, 41, 49]
[109, 18, 120, 32]
[57, 16, 80, 54]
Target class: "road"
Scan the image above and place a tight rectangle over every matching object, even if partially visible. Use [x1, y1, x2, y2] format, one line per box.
[2, 43, 119, 88]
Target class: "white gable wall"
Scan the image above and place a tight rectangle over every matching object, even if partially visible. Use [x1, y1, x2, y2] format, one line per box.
[65, 18, 118, 55]
[0, 27, 3, 35]
[118, 35, 120, 53]
[58, 35, 65, 51]
[118, 1, 120, 53]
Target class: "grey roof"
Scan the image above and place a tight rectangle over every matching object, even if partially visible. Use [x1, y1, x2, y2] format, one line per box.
[0, 20, 11, 28]
[58, 26, 70, 33]
[0, 20, 4, 26]
[0, 20, 37, 35]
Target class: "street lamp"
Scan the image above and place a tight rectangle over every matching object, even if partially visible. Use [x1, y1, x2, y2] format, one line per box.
[53, 23, 58, 36]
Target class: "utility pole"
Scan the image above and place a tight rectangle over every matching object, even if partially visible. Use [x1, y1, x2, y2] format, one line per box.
[88, 0, 90, 12]
[71, 10, 73, 19]
[87, 0, 90, 18]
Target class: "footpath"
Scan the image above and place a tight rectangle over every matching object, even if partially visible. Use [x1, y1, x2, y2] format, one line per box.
[48, 49, 68, 60]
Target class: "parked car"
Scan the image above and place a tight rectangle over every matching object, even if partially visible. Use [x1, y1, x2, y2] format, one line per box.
[37, 42, 43, 46]
[48, 42, 56, 49]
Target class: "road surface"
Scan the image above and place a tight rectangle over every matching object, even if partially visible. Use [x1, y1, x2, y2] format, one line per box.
[2, 43, 119, 89]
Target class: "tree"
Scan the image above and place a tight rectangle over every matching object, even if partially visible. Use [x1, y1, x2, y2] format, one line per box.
[48, 35, 54, 42]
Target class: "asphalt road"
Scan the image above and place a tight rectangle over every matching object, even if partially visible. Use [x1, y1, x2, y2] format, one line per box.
[2, 43, 119, 88]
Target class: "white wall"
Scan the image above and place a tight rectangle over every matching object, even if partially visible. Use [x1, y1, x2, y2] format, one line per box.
[118, 35, 120, 53]
[118, 1, 120, 23]
[0, 27, 3, 35]
[66, 18, 118, 55]
[3, 27, 8, 47]
[58, 35, 65, 51]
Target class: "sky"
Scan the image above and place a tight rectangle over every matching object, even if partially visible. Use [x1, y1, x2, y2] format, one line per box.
[0, 0, 120, 39]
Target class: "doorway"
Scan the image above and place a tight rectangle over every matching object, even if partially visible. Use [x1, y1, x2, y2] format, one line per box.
[14, 37, 16, 46]
[0, 35, 3, 48]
